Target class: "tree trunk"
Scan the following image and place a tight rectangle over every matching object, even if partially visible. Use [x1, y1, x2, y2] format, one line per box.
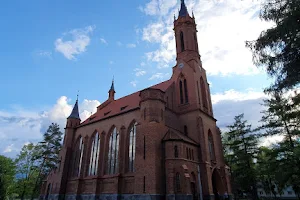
[30, 159, 46, 200]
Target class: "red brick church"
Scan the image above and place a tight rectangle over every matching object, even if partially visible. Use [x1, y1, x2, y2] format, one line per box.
[41, 1, 232, 200]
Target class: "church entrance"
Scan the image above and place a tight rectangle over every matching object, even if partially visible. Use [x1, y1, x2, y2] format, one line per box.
[190, 172, 198, 200]
[212, 170, 224, 200]
[191, 182, 197, 200]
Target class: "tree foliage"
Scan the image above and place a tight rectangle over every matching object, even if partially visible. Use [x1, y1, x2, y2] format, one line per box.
[223, 114, 259, 200]
[14, 143, 40, 200]
[246, 0, 300, 92]
[30, 123, 63, 200]
[0, 155, 15, 200]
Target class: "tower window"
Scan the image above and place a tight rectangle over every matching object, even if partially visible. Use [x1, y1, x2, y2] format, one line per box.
[174, 145, 179, 158]
[184, 79, 188, 103]
[180, 31, 185, 52]
[208, 130, 215, 161]
[184, 125, 188, 136]
[200, 77, 208, 109]
[186, 147, 189, 159]
[179, 80, 184, 104]
[194, 32, 198, 52]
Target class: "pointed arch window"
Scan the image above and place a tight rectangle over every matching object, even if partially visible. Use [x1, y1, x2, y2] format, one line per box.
[180, 31, 185, 52]
[194, 32, 198, 52]
[184, 79, 188, 103]
[88, 132, 100, 176]
[73, 137, 84, 177]
[107, 127, 119, 174]
[129, 122, 137, 172]
[200, 77, 208, 109]
[174, 145, 179, 158]
[175, 172, 181, 193]
[208, 130, 215, 161]
[179, 80, 184, 104]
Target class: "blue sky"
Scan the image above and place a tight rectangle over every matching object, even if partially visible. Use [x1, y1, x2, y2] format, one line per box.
[0, 0, 277, 157]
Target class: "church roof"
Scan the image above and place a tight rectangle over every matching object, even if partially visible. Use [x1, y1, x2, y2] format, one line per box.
[162, 127, 199, 146]
[80, 79, 173, 126]
[68, 100, 80, 120]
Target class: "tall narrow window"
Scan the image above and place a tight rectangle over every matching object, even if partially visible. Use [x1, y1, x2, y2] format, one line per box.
[186, 147, 189, 159]
[197, 81, 200, 105]
[144, 108, 146, 120]
[174, 145, 179, 158]
[208, 130, 215, 161]
[143, 176, 146, 193]
[143, 136, 146, 160]
[180, 31, 185, 52]
[73, 137, 84, 177]
[194, 32, 198, 52]
[107, 127, 119, 174]
[129, 122, 137, 172]
[184, 125, 188, 136]
[89, 132, 100, 176]
[200, 77, 208, 109]
[184, 79, 189, 103]
[189, 148, 192, 160]
[179, 80, 183, 104]
[175, 173, 181, 193]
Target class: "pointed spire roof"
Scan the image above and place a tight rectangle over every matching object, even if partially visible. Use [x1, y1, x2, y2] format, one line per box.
[68, 99, 80, 120]
[110, 78, 115, 91]
[179, 0, 189, 17]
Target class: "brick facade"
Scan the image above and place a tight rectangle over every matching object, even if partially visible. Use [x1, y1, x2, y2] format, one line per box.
[40, 1, 232, 200]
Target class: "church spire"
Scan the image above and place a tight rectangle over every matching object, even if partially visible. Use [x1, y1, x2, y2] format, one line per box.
[179, 0, 189, 17]
[68, 99, 80, 120]
[108, 78, 115, 100]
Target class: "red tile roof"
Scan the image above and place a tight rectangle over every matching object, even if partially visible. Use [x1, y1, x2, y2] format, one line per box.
[80, 79, 173, 126]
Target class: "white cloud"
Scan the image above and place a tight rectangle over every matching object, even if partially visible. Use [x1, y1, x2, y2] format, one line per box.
[55, 25, 95, 60]
[100, 38, 108, 45]
[211, 88, 266, 104]
[149, 72, 170, 80]
[0, 96, 100, 158]
[130, 81, 138, 87]
[127, 43, 137, 48]
[134, 68, 147, 77]
[140, 0, 273, 76]
[141, 62, 146, 66]
[36, 50, 52, 58]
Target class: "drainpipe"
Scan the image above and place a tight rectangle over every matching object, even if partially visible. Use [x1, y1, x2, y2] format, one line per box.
[198, 165, 203, 200]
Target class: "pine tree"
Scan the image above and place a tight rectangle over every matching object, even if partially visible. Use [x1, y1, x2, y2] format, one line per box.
[223, 114, 259, 200]
[259, 91, 300, 198]
[30, 123, 63, 200]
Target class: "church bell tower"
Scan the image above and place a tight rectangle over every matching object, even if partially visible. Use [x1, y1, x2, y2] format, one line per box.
[174, 0, 200, 64]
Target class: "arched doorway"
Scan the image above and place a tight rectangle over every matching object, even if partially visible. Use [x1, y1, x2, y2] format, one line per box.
[212, 170, 225, 200]
[191, 172, 197, 200]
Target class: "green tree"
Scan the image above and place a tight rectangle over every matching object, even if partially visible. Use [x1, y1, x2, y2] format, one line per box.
[223, 114, 259, 200]
[259, 91, 300, 198]
[14, 143, 39, 200]
[30, 123, 63, 200]
[0, 155, 15, 200]
[246, 0, 300, 92]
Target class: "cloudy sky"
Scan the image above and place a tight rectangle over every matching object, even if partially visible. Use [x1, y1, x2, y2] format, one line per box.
[0, 0, 277, 157]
